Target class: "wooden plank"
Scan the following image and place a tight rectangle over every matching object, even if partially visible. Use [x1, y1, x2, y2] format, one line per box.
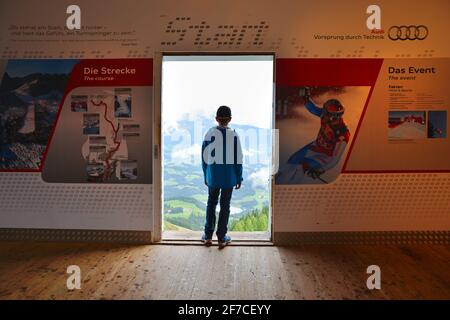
[163, 230, 271, 241]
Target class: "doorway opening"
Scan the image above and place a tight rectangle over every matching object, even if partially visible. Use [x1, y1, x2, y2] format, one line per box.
[161, 54, 274, 241]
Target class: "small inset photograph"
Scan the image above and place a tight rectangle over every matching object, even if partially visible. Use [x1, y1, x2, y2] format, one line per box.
[114, 88, 132, 118]
[388, 111, 427, 139]
[427, 111, 447, 139]
[71, 95, 88, 112]
[89, 136, 107, 145]
[86, 163, 105, 182]
[120, 160, 137, 180]
[89, 145, 107, 163]
[122, 123, 140, 139]
[83, 113, 100, 135]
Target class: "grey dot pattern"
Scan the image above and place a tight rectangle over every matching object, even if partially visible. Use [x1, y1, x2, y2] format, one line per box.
[275, 173, 450, 229]
[274, 231, 450, 245]
[0, 173, 153, 230]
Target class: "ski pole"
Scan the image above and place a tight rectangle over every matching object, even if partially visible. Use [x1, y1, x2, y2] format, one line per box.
[317, 176, 328, 184]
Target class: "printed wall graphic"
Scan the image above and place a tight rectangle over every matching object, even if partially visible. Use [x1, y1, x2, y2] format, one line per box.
[0, 59, 78, 170]
[345, 59, 450, 172]
[427, 111, 447, 139]
[0, 59, 153, 182]
[274, 59, 383, 184]
[40, 59, 153, 184]
[119, 160, 138, 180]
[114, 88, 132, 118]
[89, 144, 107, 163]
[388, 111, 427, 139]
[2, 1, 449, 60]
[71, 95, 88, 112]
[276, 86, 370, 184]
[82, 113, 100, 135]
[122, 123, 140, 139]
[87, 162, 105, 182]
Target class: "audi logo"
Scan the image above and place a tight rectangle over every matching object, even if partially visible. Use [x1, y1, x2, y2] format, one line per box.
[388, 25, 429, 40]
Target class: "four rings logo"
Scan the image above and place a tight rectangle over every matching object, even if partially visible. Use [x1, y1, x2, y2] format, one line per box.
[388, 25, 429, 41]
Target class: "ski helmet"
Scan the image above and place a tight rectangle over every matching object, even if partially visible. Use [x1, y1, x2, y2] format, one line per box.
[323, 99, 344, 118]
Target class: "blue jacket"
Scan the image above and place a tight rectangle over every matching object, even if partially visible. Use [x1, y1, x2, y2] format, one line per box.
[202, 126, 243, 189]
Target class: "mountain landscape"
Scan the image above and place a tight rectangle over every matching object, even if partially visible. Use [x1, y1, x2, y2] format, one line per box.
[163, 118, 271, 232]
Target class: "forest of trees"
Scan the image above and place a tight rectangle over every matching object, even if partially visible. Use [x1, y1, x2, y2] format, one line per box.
[230, 206, 269, 231]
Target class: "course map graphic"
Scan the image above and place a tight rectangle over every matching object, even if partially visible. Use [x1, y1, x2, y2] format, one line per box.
[79, 93, 140, 182]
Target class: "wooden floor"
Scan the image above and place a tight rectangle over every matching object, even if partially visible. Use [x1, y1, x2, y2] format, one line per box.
[163, 230, 271, 241]
[0, 242, 449, 300]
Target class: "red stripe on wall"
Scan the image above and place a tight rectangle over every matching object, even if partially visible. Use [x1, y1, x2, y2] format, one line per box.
[67, 59, 153, 88]
[276, 58, 383, 86]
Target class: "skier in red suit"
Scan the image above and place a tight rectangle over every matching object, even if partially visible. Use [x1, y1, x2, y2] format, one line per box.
[276, 88, 350, 184]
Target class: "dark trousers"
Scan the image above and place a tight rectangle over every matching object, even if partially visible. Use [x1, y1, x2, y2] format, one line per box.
[204, 187, 233, 241]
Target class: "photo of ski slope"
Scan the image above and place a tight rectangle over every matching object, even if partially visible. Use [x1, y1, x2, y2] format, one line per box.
[114, 88, 132, 118]
[0, 59, 78, 169]
[388, 111, 427, 139]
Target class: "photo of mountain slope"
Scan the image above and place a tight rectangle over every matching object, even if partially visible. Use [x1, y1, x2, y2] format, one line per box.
[0, 59, 78, 169]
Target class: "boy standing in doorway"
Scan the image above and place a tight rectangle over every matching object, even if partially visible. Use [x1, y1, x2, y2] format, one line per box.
[201, 106, 243, 248]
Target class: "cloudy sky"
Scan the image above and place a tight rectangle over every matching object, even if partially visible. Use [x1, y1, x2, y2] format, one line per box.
[161, 55, 274, 130]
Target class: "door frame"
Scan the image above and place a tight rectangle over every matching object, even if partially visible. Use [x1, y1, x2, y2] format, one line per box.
[152, 51, 276, 242]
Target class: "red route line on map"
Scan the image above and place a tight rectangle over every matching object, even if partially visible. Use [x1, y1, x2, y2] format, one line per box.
[90, 100, 121, 181]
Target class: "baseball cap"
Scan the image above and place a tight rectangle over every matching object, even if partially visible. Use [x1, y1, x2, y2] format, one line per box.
[216, 105, 232, 118]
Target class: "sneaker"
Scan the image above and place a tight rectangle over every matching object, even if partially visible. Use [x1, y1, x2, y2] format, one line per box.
[201, 234, 212, 246]
[218, 235, 231, 249]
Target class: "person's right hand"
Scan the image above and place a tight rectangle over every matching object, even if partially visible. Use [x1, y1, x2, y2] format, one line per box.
[204, 179, 208, 187]
[299, 87, 311, 99]
[305, 87, 311, 99]
[235, 183, 241, 190]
